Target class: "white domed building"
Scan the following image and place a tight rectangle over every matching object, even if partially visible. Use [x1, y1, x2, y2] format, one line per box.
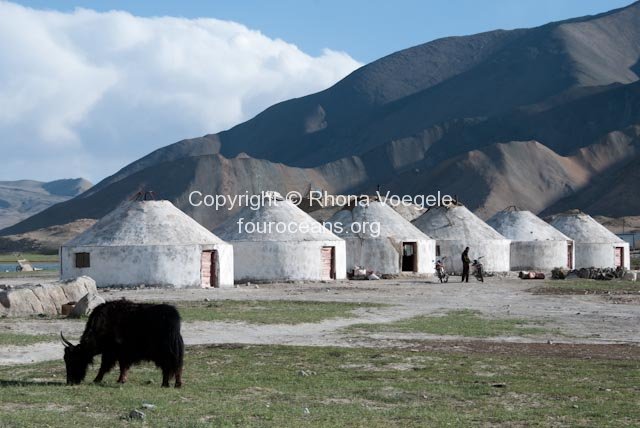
[548, 210, 630, 269]
[412, 204, 511, 273]
[214, 197, 346, 282]
[487, 208, 574, 271]
[326, 201, 436, 275]
[60, 199, 234, 288]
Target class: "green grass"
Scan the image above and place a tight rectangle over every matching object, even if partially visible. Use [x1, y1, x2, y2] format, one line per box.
[173, 300, 385, 324]
[0, 344, 638, 427]
[0, 332, 57, 347]
[532, 279, 640, 295]
[0, 253, 59, 262]
[347, 309, 548, 338]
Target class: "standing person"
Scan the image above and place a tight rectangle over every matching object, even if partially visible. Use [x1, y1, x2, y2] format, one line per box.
[461, 247, 471, 283]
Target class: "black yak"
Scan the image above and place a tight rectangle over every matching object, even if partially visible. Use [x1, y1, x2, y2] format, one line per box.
[61, 299, 184, 388]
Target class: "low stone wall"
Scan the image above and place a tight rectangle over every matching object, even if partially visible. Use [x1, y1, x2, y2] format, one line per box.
[0, 276, 97, 317]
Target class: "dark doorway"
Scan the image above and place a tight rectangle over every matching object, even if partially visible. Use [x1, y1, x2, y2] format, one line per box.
[567, 242, 573, 269]
[402, 242, 417, 272]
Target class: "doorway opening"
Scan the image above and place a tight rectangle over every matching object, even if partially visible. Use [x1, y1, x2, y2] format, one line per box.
[567, 242, 573, 269]
[614, 246, 624, 268]
[402, 242, 417, 272]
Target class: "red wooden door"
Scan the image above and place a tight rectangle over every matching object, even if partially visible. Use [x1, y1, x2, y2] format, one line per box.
[201, 251, 211, 287]
[614, 247, 623, 268]
[201, 250, 219, 287]
[321, 247, 335, 280]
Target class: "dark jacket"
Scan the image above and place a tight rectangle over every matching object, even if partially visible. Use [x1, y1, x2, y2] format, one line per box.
[461, 250, 470, 265]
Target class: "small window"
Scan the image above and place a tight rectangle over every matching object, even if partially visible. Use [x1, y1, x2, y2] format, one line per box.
[75, 252, 90, 268]
[436, 245, 441, 257]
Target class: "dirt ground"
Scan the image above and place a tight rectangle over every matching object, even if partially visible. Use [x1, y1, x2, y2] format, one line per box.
[1, 276, 639, 365]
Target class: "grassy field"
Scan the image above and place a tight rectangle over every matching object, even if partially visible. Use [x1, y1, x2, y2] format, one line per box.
[531, 279, 640, 295]
[0, 253, 59, 262]
[173, 300, 386, 324]
[346, 309, 548, 338]
[0, 344, 638, 427]
[0, 332, 57, 347]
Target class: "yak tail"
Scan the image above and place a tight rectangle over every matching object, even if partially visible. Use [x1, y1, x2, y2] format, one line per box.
[174, 333, 184, 370]
[168, 321, 184, 372]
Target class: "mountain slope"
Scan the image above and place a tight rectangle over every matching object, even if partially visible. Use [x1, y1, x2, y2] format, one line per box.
[0, 179, 92, 230]
[3, 1, 640, 236]
[216, 1, 640, 166]
[1, 155, 369, 234]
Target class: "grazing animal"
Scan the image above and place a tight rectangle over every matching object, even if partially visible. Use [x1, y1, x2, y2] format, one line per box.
[61, 299, 184, 388]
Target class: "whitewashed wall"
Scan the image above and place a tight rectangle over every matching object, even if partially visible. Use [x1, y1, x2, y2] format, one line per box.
[231, 240, 346, 282]
[510, 240, 574, 271]
[434, 240, 511, 274]
[60, 243, 234, 288]
[343, 237, 436, 274]
[575, 242, 631, 269]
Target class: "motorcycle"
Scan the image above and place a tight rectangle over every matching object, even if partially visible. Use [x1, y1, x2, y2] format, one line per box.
[472, 257, 484, 282]
[435, 257, 449, 283]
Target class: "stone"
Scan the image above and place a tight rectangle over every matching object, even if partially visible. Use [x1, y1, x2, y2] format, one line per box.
[565, 272, 579, 280]
[0, 277, 99, 317]
[41, 284, 68, 314]
[0, 287, 44, 317]
[129, 409, 145, 420]
[30, 285, 59, 314]
[623, 271, 637, 282]
[68, 293, 106, 318]
[60, 276, 97, 301]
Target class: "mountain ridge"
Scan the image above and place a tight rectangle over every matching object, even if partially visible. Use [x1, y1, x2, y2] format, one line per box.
[3, 1, 640, 236]
[0, 178, 92, 230]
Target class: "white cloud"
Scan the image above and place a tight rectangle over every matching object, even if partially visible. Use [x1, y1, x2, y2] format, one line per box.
[0, 1, 362, 182]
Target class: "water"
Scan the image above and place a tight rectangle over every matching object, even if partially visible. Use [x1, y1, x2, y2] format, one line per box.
[0, 262, 59, 272]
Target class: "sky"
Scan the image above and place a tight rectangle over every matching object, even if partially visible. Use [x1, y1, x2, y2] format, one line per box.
[0, 0, 633, 183]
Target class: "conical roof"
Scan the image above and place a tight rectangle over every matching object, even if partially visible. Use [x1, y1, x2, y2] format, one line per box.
[413, 205, 507, 241]
[327, 201, 433, 240]
[487, 209, 571, 241]
[547, 211, 625, 244]
[63, 200, 227, 247]
[214, 199, 343, 242]
[390, 203, 426, 222]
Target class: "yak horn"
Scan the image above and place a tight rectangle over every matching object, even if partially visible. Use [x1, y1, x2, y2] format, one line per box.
[60, 332, 74, 347]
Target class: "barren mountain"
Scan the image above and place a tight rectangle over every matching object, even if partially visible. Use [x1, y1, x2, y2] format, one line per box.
[0, 219, 96, 254]
[0, 179, 92, 230]
[593, 215, 640, 234]
[3, 1, 640, 236]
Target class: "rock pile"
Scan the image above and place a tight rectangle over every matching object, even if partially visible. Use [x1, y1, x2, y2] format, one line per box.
[0, 276, 97, 317]
[551, 267, 631, 281]
[576, 267, 627, 280]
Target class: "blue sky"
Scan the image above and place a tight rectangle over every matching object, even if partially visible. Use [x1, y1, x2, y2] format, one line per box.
[0, 0, 633, 182]
[12, 0, 633, 63]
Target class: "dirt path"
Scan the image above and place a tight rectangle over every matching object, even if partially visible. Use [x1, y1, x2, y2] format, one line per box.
[1, 277, 639, 365]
